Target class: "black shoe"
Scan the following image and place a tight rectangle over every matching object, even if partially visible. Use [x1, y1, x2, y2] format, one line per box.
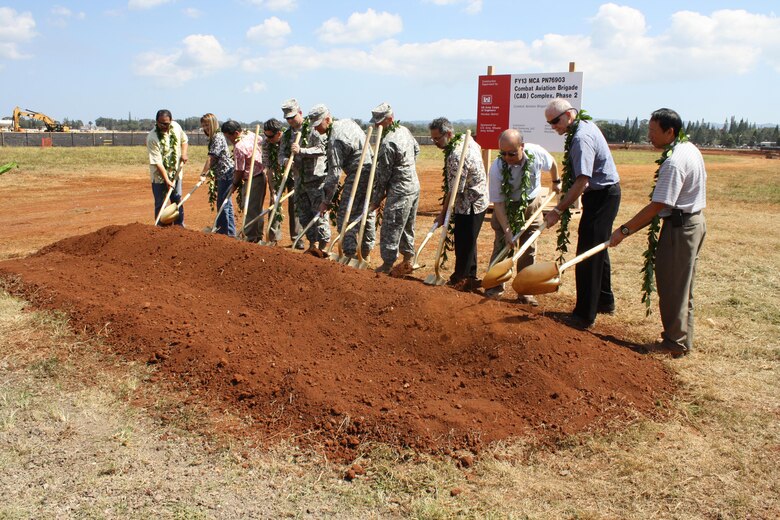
[597, 304, 615, 315]
[564, 313, 594, 330]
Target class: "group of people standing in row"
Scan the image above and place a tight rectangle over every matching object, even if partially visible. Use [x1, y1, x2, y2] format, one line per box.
[146, 99, 706, 359]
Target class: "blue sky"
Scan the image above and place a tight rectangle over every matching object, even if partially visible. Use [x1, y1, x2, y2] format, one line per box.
[2, 1, 778, 126]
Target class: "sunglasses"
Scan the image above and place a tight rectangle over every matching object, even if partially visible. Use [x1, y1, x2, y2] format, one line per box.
[547, 110, 569, 126]
[498, 151, 519, 157]
[264, 132, 276, 139]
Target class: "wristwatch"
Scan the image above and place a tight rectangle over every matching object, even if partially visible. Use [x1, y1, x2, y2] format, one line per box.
[620, 225, 630, 236]
[552, 179, 562, 184]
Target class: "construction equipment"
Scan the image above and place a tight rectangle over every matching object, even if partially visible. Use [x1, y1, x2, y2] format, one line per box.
[12, 107, 70, 132]
[482, 222, 546, 290]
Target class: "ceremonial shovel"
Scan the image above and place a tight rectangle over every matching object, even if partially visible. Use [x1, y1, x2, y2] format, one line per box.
[423, 130, 471, 286]
[158, 176, 206, 225]
[326, 214, 363, 260]
[512, 240, 610, 295]
[481, 222, 546, 290]
[239, 125, 261, 234]
[238, 189, 294, 240]
[487, 191, 557, 270]
[154, 164, 183, 225]
[348, 125, 383, 269]
[332, 126, 373, 263]
[411, 221, 439, 270]
[291, 213, 322, 250]
[259, 131, 301, 246]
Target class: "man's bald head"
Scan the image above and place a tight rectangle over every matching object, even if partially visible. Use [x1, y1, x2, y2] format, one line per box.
[499, 128, 524, 148]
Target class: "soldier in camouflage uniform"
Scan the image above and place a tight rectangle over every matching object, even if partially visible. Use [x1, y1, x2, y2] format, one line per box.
[305, 104, 375, 260]
[367, 103, 420, 275]
[274, 99, 306, 249]
[279, 99, 329, 251]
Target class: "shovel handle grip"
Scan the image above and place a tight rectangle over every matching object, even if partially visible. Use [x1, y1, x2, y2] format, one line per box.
[265, 131, 301, 239]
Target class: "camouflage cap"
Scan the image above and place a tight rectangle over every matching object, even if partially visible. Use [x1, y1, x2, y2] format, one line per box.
[308, 104, 330, 127]
[281, 98, 300, 119]
[369, 102, 393, 124]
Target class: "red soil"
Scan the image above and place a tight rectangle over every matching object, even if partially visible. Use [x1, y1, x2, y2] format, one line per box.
[0, 223, 674, 459]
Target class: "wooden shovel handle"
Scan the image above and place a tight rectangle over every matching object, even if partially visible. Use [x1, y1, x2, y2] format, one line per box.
[336, 125, 374, 256]
[559, 240, 610, 272]
[355, 125, 383, 263]
[240, 125, 261, 230]
[432, 130, 471, 279]
[154, 164, 183, 225]
[265, 131, 302, 239]
[488, 191, 556, 268]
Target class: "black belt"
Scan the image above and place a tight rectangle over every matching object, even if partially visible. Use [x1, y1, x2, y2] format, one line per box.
[663, 209, 701, 227]
[663, 209, 701, 219]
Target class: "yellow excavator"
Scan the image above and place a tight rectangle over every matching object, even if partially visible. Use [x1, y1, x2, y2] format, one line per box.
[12, 106, 70, 132]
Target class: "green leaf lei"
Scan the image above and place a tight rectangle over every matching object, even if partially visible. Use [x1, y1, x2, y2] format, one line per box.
[438, 132, 463, 269]
[500, 149, 534, 240]
[556, 109, 592, 263]
[640, 129, 689, 316]
[155, 124, 179, 182]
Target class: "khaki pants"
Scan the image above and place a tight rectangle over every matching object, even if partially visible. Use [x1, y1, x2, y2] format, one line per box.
[656, 212, 706, 351]
[488, 195, 543, 290]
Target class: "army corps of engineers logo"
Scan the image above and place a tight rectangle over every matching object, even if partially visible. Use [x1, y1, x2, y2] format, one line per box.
[481, 95, 492, 105]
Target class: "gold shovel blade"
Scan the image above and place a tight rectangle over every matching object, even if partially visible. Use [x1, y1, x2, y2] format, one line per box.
[513, 276, 561, 295]
[481, 257, 513, 289]
[513, 261, 559, 287]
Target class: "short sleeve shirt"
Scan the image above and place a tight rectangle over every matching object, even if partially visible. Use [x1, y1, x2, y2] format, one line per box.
[570, 120, 620, 190]
[488, 142, 554, 203]
[652, 141, 707, 217]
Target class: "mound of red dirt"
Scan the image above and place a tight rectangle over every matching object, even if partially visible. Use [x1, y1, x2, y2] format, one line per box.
[0, 224, 674, 458]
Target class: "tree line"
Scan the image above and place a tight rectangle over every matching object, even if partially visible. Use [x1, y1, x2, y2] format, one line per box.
[45, 115, 777, 147]
[597, 116, 780, 147]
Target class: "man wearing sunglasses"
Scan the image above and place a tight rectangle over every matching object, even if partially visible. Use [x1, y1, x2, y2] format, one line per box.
[429, 117, 489, 291]
[543, 99, 621, 329]
[486, 129, 561, 303]
[272, 99, 308, 249]
[147, 109, 189, 226]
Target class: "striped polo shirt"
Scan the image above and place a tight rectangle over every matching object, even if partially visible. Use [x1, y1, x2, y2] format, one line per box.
[652, 141, 707, 218]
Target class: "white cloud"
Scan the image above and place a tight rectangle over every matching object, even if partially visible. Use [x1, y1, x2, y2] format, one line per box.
[183, 8, 202, 19]
[0, 7, 36, 60]
[134, 34, 237, 87]
[247, 17, 291, 47]
[427, 0, 483, 15]
[243, 81, 267, 93]
[248, 0, 297, 12]
[244, 39, 535, 81]
[50, 6, 86, 27]
[128, 0, 173, 10]
[242, 5, 780, 89]
[317, 9, 402, 45]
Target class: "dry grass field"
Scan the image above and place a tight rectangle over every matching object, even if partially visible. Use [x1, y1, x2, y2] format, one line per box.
[0, 143, 778, 518]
